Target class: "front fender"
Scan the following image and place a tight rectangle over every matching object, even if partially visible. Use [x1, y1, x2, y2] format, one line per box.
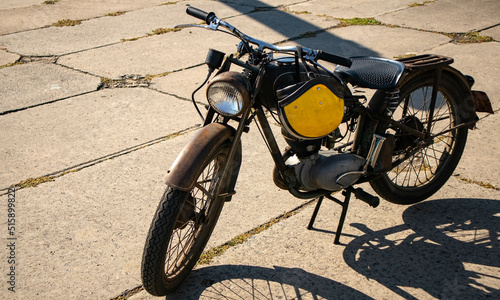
[163, 122, 241, 193]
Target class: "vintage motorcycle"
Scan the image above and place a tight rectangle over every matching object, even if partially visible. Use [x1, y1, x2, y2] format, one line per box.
[141, 7, 493, 296]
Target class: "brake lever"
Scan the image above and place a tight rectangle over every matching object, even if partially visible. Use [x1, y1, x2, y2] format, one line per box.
[174, 19, 220, 31]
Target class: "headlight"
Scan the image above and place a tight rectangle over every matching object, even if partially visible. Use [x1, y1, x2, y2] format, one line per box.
[206, 71, 251, 117]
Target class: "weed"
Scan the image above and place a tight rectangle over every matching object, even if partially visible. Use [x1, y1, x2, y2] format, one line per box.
[43, 0, 60, 4]
[446, 32, 494, 43]
[297, 31, 317, 39]
[338, 18, 382, 27]
[289, 10, 311, 15]
[409, 1, 435, 7]
[0, 61, 23, 69]
[106, 11, 126, 17]
[151, 27, 181, 35]
[459, 177, 499, 190]
[197, 211, 296, 265]
[394, 53, 416, 60]
[53, 19, 82, 27]
[15, 176, 55, 188]
[121, 37, 141, 42]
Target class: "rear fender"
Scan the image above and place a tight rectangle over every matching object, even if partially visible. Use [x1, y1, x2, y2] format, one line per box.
[163, 123, 241, 194]
[400, 66, 479, 126]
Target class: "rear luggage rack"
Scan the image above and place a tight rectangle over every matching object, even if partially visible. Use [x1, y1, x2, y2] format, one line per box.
[397, 54, 454, 71]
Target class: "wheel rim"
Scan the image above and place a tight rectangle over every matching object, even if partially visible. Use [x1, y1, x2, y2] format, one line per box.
[387, 85, 457, 188]
[164, 151, 226, 279]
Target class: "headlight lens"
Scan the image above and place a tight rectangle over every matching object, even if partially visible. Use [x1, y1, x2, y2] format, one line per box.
[206, 72, 250, 117]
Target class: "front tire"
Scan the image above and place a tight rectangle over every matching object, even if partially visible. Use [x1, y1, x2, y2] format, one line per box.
[141, 142, 230, 296]
[370, 73, 468, 204]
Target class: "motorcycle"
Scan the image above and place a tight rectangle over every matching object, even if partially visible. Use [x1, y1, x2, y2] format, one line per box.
[141, 7, 493, 296]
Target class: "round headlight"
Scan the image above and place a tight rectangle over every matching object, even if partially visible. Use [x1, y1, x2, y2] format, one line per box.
[206, 71, 251, 117]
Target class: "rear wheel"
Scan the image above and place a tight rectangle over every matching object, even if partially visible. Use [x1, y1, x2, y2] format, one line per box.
[370, 73, 468, 204]
[141, 142, 230, 296]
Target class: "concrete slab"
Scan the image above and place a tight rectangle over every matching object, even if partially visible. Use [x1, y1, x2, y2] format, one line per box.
[378, 0, 500, 33]
[131, 177, 500, 299]
[458, 115, 500, 189]
[289, 0, 417, 19]
[0, 0, 167, 35]
[283, 25, 450, 59]
[1, 1, 499, 299]
[0, 1, 253, 56]
[0, 0, 42, 10]
[57, 28, 238, 79]
[58, 8, 338, 78]
[482, 25, 500, 42]
[226, 10, 339, 43]
[0, 117, 302, 299]
[150, 65, 210, 100]
[0, 49, 19, 66]
[0, 88, 200, 188]
[0, 62, 100, 114]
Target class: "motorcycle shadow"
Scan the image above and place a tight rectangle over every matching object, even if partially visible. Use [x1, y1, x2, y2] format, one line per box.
[168, 264, 373, 300]
[343, 197, 500, 299]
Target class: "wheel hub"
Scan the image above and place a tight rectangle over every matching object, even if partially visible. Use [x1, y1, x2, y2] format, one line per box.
[394, 116, 424, 153]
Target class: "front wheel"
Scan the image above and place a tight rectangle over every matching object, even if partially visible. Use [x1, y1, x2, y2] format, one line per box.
[141, 142, 230, 296]
[370, 73, 468, 204]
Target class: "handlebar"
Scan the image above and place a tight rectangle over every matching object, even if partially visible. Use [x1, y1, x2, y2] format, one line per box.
[183, 7, 353, 68]
[186, 6, 216, 24]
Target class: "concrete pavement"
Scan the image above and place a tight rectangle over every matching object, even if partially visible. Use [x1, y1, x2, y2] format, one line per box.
[0, 0, 498, 299]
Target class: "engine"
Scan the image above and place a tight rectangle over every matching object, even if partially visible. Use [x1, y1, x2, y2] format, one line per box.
[286, 150, 366, 192]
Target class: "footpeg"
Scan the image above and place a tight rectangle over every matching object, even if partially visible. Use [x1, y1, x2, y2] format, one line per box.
[353, 188, 379, 207]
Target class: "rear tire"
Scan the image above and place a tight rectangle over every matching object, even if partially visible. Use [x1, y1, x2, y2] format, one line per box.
[141, 142, 230, 296]
[370, 73, 468, 204]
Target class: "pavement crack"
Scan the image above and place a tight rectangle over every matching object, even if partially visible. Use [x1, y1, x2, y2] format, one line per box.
[1, 125, 200, 192]
[456, 176, 500, 191]
[0, 90, 97, 116]
[99, 75, 150, 89]
[111, 197, 316, 299]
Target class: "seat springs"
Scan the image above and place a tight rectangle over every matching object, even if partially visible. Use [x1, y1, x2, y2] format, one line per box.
[385, 89, 400, 116]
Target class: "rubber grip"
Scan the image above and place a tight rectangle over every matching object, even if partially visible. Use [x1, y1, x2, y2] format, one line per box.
[186, 6, 215, 24]
[317, 51, 352, 68]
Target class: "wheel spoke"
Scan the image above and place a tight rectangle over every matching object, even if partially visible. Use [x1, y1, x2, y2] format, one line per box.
[387, 84, 457, 188]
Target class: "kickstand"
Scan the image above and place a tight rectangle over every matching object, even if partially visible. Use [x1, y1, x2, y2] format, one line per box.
[307, 187, 379, 244]
[307, 188, 352, 244]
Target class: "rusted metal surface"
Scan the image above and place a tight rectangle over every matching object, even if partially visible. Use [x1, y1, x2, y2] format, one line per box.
[163, 123, 235, 191]
[471, 90, 494, 114]
[398, 54, 454, 71]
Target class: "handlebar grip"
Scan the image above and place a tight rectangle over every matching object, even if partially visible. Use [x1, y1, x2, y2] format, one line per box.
[186, 6, 216, 25]
[317, 51, 352, 68]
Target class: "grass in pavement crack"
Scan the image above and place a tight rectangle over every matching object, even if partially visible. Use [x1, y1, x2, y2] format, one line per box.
[9, 126, 199, 190]
[197, 200, 315, 266]
[458, 177, 499, 191]
[53, 19, 82, 27]
[409, 1, 436, 7]
[106, 11, 127, 17]
[111, 198, 316, 299]
[446, 32, 494, 44]
[151, 27, 182, 35]
[338, 17, 382, 27]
